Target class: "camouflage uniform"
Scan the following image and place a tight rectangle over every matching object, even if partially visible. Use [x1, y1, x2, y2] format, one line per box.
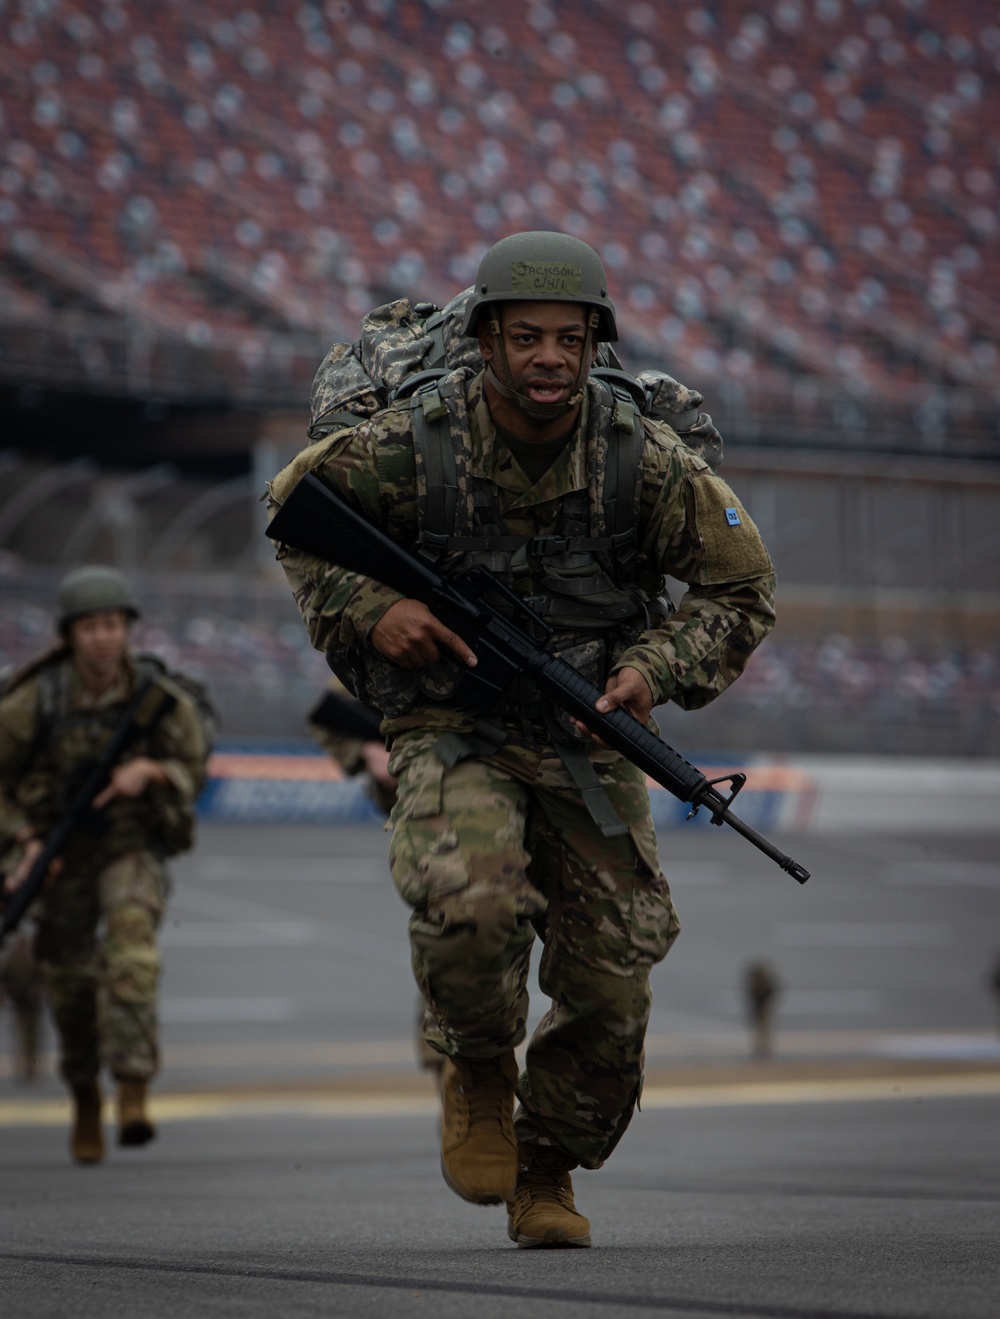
[273, 368, 774, 1170]
[0, 651, 207, 1087]
[0, 924, 45, 1079]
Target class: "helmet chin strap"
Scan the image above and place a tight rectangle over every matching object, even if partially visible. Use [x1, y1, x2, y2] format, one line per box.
[487, 306, 600, 423]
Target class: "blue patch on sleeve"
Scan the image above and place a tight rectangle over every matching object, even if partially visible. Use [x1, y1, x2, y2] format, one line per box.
[725, 507, 741, 526]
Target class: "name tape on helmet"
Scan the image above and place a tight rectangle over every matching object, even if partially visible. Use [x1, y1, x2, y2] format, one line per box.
[510, 261, 583, 296]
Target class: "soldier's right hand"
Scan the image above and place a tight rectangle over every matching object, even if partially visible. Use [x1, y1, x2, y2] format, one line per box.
[370, 599, 478, 670]
[3, 838, 61, 895]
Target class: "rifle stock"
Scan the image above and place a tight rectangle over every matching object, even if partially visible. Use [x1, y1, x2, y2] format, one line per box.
[0, 678, 177, 943]
[268, 473, 810, 884]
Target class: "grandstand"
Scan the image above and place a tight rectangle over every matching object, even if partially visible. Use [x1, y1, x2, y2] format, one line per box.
[1, 0, 998, 454]
[1, 0, 999, 753]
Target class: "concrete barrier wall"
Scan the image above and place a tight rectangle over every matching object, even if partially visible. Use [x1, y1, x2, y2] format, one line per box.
[770, 755, 1000, 834]
[197, 747, 1000, 835]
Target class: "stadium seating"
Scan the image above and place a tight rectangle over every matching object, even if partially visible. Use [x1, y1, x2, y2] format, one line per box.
[1, 0, 998, 425]
[1, 582, 995, 754]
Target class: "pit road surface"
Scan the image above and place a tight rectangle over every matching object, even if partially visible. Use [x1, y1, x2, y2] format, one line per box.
[2, 821, 998, 1318]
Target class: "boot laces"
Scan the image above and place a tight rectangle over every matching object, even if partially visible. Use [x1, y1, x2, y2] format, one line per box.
[451, 1060, 512, 1138]
[514, 1164, 576, 1213]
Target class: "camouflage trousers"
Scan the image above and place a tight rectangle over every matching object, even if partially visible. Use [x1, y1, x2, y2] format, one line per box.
[33, 848, 168, 1086]
[388, 729, 681, 1170]
[0, 927, 45, 1077]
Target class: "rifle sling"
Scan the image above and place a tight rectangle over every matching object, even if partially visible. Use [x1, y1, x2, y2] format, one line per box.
[432, 709, 627, 840]
[433, 718, 509, 769]
[542, 706, 629, 838]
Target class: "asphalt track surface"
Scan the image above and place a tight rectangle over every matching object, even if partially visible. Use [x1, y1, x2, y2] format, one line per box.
[2, 821, 999, 1318]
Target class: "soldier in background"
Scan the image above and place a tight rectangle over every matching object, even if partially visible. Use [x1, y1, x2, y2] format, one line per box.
[307, 680, 397, 817]
[744, 960, 781, 1059]
[0, 567, 210, 1163]
[308, 682, 442, 1076]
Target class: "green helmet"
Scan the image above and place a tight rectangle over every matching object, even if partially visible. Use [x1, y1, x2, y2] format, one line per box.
[57, 565, 140, 634]
[460, 231, 618, 341]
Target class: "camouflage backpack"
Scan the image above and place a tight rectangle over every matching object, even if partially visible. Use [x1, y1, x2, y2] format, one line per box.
[306, 286, 723, 470]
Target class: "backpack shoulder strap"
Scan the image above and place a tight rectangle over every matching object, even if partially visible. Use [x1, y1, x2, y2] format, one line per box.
[134, 654, 168, 684]
[11, 652, 75, 764]
[591, 378, 644, 577]
[135, 653, 218, 751]
[34, 656, 71, 732]
[410, 371, 474, 565]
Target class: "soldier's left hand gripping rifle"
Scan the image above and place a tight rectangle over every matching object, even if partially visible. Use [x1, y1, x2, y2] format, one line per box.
[0, 678, 178, 945]
[267, 472, 810, 885]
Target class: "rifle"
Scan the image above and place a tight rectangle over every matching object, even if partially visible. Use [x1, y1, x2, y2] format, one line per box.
[308, 689, 383, 743]
[267, 473, 810, 884]
[0, 677, 177, 944]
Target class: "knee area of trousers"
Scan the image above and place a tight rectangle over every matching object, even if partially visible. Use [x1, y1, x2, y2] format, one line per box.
[423, 887, 536, 960]
[545, 957, 652, 1021]
[104, 946, 160, 1000]
[104, 905, 158, 948]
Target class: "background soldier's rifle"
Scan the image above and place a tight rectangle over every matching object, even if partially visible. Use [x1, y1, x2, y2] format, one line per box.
[267, 473, 811, 884]
[0, 677, 177, 944]
[308, 689, 383, 743]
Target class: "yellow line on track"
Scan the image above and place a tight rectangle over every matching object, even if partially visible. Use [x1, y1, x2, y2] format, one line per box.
[640, 1071, 1000, 1108]
[3, 1071, 999, 1127]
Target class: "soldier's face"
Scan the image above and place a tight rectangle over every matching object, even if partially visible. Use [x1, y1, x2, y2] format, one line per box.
[69, 610, 130, 676]
[480, 301, 597, 409]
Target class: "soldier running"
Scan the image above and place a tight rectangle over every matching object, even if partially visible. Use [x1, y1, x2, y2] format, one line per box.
[271, 232, 776, 1247]
[0, 567, 210, 1163]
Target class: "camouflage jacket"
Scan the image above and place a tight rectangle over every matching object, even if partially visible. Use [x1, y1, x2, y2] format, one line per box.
[273, 369, 776, 738]
[0, 649, 209, 861]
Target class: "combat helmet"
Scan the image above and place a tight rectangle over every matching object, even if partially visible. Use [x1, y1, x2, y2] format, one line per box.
[56, 565, 140, 635]
[461, 232, 618, 422]
[460, 231, 618, 341]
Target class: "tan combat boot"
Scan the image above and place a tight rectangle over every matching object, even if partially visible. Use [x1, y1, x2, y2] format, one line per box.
[117, 1078, 156, 1147]
[507, 1142, 592, 1248]
[440, 1051, 518, 1205]
[70, 1080, 105, 1165]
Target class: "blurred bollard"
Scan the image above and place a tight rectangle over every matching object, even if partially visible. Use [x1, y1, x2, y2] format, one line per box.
[744, 960, 780, 1060]
[990, 955, 1000, 1033]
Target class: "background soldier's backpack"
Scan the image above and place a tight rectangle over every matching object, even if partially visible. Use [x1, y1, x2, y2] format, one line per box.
[27, 653, 218, 760]
[2, 649, 217, 752]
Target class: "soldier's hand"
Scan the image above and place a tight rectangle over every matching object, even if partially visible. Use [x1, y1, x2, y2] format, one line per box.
[3, 838, 62, 894]
[91, 757, 169, 809]
[370, 599, 478, 670]
[570, 667, 654, 746]
[361, 742, 397, 789]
